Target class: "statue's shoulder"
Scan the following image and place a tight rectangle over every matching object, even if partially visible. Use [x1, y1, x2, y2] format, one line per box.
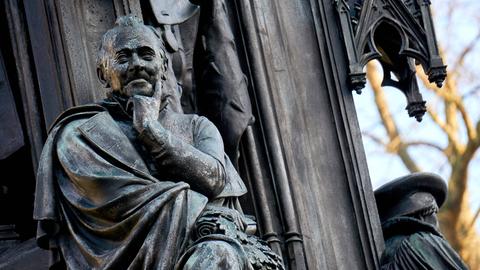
[187, 113, 222, 137]
[163, 110, 217, 133]
[168, 111, 206, 123]
[177, 113, 217, 129]
[48, 104, 107, 133]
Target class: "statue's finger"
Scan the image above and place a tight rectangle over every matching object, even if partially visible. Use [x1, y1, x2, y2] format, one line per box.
[153, 80, 163, 101]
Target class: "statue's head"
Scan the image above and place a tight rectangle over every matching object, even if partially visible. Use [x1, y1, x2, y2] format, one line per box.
[97, 16, 168, 98]
[374, 172, 447, 227]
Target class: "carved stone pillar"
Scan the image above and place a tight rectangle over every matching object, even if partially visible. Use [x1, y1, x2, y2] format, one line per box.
[231, 0, 384, 269]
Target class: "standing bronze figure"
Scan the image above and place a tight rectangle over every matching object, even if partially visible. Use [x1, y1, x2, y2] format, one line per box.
[375, 173, 468, 269]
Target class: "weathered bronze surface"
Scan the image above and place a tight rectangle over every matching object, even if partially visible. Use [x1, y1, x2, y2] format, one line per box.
[33, 16, 283, 269]
[0, 49, 24, 160]
[192, 0, 254, 166]
[0, 0, 448, 268]
[375, 173, 468, 269]
[149, 0, 199, 25]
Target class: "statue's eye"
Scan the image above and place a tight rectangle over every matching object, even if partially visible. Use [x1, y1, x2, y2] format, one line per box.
[115, 51, 130, 64]
[139, 47, 155, 61]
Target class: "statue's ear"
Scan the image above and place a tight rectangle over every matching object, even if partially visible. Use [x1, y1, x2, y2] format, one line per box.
[97, 67, 110, 88]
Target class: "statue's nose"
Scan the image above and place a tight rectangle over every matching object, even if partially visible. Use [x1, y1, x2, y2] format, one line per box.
[128, 53, 144, 72]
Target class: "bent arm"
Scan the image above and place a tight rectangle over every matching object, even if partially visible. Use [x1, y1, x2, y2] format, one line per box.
[139, 117, 226, 198]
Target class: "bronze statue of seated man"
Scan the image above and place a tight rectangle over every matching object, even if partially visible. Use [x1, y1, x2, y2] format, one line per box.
[375, 173, 467, 270]
[33, 15, 282, 270]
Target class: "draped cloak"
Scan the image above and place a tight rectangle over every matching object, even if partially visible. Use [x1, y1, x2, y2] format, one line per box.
[380, 217, 468, 270]
[33, 101, 247, 269]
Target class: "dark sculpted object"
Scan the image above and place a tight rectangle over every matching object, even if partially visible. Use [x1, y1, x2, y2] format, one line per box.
[375, 173, 468, 270]
[33, 15, 282, 270]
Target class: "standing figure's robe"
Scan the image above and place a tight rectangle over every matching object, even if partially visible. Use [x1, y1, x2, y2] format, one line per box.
[380, 216, 468, 270]
[33, 99, 249, 269]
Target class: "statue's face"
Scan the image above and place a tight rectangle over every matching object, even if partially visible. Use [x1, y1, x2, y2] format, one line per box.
[421, 212, 439, 228]
[106, 26, 163, 97]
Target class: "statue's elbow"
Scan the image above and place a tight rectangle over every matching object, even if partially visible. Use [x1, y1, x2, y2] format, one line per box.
[207, 176, 225, 199]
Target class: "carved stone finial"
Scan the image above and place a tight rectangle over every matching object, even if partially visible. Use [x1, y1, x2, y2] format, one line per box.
[406, 101, 426, 122]
[335, 0, 447, 121]
[350, 72, 367, 94]
[428, 65, 448, 88]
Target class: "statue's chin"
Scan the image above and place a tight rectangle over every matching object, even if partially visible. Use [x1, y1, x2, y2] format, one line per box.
[123, 79, 153, 97]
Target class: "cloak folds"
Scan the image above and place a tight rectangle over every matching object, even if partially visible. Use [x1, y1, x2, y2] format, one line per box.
[34, 105, 210, 269]
[380, 217, 468, 270]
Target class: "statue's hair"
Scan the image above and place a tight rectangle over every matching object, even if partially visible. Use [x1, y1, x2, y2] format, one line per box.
[96, 15, 168, 86]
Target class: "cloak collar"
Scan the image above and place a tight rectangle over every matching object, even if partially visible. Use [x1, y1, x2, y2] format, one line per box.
[77, 111, 151, 177]
[382, 216, 442, 240]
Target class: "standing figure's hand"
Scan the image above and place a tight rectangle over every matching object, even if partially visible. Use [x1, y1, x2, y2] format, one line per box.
[132, 81, 163, 133]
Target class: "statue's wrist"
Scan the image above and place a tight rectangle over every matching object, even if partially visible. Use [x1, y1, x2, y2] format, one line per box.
[138, 121, 168, 149]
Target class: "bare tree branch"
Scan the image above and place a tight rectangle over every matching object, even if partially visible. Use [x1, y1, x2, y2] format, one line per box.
[427, 106, 462, 153]
[443, 0, 459, 50]
[446, 122, 480, 234]
[366, 61, 421, 173]
[467, 206, 480, 235]
[363, 120, 386, 133]
[462, 84, 480, 98]
[452, 29, 480, 73]
[403, 141, 445, 153]
[418, 67, 476, 142]
[362, 132, 386, 146]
